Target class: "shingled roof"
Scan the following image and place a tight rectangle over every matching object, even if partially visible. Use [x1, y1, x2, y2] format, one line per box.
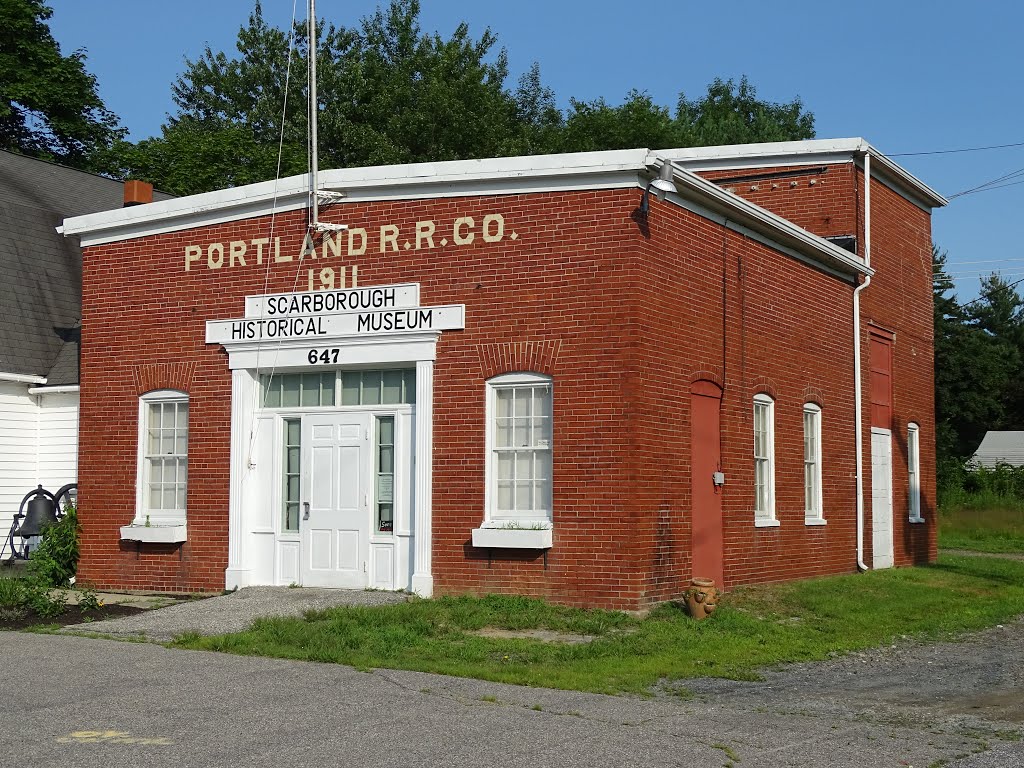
[0, 150, 170, 384]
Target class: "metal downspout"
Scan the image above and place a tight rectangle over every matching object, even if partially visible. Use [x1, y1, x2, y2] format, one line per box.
[854, 149, 871, 571]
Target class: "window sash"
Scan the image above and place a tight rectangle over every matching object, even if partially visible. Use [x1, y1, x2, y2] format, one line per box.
[804, 407, 822, 519]
[142, 397, 188, 518]
[490, 381, 552, 518]
[908, 425, 921, 519]
[753, 398, 774, 519]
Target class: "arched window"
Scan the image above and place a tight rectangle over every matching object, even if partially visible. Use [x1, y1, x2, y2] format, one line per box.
[137, 389, 189, 524]
[486, 373, 552, 522]
[753, 394, 776, 526]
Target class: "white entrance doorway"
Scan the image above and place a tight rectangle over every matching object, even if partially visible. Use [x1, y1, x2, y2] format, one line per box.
[301, 412, 372, 588]
[871, 427, 894, 569]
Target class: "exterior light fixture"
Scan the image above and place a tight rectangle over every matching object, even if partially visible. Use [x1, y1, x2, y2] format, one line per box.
[639, 162, 679, 215]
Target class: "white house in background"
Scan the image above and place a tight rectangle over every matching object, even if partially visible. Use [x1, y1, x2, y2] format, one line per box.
[970, 431, 1024, 469]
[0, 150, 169, 536]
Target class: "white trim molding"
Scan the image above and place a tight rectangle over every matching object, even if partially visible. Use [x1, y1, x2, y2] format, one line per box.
[134, 388, 189, 528]
[0, 371, 47, 384]
[908, 422, 924, 523]
[753, 393, 776, 525]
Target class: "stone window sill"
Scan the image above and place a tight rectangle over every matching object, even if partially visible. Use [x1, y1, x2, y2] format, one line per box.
[472, 524, 552, 549]
[120, 523, 187, 543]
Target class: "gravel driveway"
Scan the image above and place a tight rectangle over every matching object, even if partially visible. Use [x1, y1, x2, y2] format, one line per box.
[681, 615, 1024, 765]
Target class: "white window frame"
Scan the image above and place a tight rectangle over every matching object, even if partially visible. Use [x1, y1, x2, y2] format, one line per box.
[804, 403, 826, 525]
[908, 422, 923, 522]
[135, 389, 189, 526]
[484, 372, 553, 527]
[753, 394, 778, 526]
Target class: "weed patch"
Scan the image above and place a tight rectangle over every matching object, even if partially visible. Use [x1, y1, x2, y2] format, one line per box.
[172, 556, 1024, 694]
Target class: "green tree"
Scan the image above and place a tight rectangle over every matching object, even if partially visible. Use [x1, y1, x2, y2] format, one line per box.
[556, 77, 813, 153]
[0, 0, 123, 168]
[676, 76, 814, 146]
[110, 1, 816, 193]
[933, 248, 1023, 464]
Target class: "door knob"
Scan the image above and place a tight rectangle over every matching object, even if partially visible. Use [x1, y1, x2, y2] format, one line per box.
[303, 501, 310, 520]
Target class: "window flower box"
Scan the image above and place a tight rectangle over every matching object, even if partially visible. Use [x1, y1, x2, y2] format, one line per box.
[472, 523, 552, 549]
[119, 523, 187, 544]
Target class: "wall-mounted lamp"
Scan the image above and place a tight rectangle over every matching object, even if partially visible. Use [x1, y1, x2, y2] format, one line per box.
[639, 162, 679, 215]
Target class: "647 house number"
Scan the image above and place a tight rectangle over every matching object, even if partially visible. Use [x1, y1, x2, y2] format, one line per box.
[308, 348, 341, 364]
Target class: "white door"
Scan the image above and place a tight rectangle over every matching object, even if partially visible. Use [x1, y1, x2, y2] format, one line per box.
[301, 412, 371, 588]
[871, 428, 894, 569]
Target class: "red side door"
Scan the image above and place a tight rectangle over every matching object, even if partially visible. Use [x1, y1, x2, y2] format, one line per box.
[690, 381, 724, 588]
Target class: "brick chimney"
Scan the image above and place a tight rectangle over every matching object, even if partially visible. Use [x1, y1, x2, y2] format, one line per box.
[123, 180, 154, 207]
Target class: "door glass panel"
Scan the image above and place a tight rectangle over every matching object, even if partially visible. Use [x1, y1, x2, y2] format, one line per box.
[375, 416, 395, 533]
[282, 418, 301, 532]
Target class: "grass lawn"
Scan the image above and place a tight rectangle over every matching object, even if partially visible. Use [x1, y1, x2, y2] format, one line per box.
[173, 554, 1024, 695]
[938, 503, 1024, 553]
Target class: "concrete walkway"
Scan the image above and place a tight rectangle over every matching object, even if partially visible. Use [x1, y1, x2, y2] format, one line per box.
[61, 586, 410, 641]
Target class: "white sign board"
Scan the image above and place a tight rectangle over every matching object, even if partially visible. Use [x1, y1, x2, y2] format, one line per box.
[244, 283, 420, 318]
[206, 305, 465, 344]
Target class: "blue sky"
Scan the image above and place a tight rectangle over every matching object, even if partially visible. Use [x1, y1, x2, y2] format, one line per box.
[47, 1, 1023, 299]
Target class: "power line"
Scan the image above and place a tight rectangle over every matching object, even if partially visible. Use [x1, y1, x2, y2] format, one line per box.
[947, 166, 1024, 200]
[947, 258, 1024, 266]
[889, 140, 1024, 157]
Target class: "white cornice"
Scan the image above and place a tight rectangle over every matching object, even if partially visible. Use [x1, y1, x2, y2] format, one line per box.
[0, 371, 47, 384]
[59, 144, 891, 279]
[61, 150, 652, 247]
[662, 138, 948, 211]
[657, 160, 870, 280]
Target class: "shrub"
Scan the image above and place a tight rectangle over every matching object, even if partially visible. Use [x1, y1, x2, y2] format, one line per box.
[23, 579, 67, 618]
[0, 578, 26, 608]
[77, 587, 101, 613]
[27, 502, 80, 588]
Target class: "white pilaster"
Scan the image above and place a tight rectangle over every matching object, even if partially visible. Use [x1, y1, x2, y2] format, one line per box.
[225, 368, 257, 588]
[411, 358, 434, 597]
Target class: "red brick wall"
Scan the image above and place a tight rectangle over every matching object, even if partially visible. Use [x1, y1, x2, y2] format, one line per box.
[630, 196, 858, 603]
[858, 170, 937, 566]
[697, 161, 937, 571]
[78, 175, 934, 607]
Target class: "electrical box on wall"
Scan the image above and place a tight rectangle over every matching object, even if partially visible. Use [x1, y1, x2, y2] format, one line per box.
[712, 472, 726, 486]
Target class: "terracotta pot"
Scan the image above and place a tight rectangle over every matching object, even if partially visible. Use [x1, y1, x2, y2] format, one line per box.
[685, 577, 719, 620]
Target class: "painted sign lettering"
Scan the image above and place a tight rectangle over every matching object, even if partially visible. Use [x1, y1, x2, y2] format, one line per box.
[245, 284, 419, 318]
[184, 213, 517, 273]
[205, 305, 465, 344]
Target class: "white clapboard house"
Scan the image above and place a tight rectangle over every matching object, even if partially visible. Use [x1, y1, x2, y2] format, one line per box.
[0, 150, 168, 545]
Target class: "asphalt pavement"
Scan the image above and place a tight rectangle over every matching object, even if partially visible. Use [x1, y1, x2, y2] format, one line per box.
[5, 621, 1023, 768]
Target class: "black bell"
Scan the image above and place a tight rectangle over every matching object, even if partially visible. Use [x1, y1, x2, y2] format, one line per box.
[19, 486, 58, 538]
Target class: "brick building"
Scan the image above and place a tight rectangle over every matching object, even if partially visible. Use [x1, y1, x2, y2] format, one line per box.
[60, 139, 943, 610]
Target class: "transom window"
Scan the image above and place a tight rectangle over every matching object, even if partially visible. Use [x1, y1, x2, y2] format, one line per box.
[138, 390, 188, 523]
[804, 404, 824, 524]
[753, 394, 776, 525]
[488, 373, 552, 520]
[261, 369, 415, 408]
